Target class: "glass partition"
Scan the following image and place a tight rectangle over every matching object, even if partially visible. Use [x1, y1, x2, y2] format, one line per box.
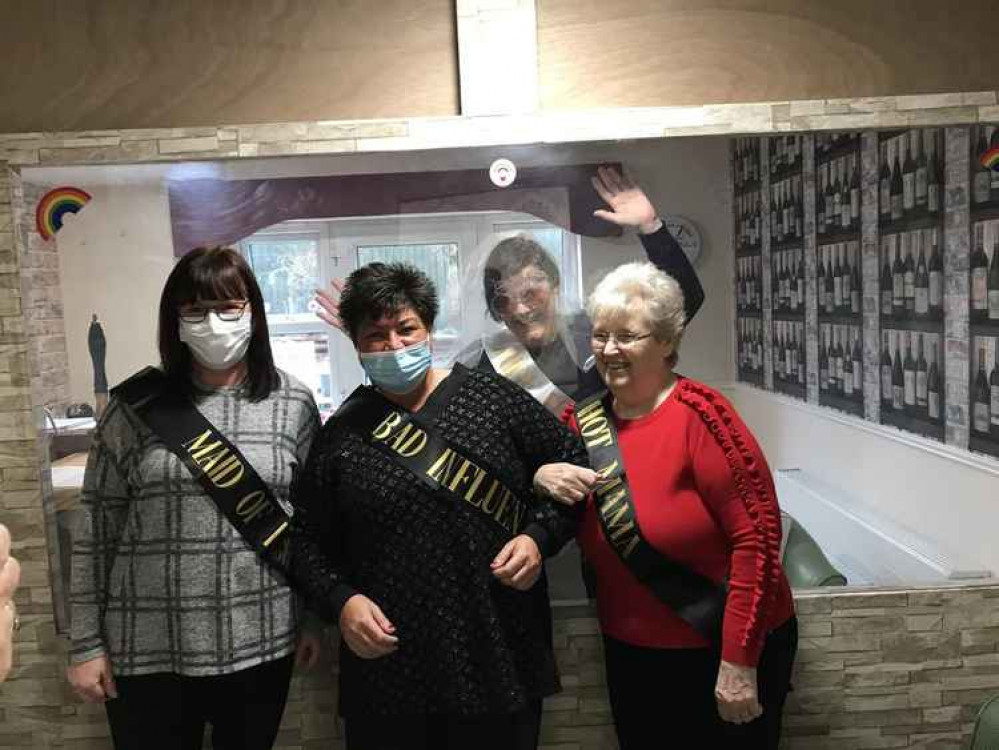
[15, 128, 998, 639]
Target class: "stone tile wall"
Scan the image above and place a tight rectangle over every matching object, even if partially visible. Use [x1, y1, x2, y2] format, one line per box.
[783, 585, 999, 750]
[14, 182, 70, 414]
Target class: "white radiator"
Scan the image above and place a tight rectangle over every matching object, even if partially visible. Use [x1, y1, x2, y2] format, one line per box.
[775, 469, 992, 586]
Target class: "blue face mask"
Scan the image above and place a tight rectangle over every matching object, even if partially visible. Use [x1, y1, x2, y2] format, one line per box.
[359, 340, 433, 395]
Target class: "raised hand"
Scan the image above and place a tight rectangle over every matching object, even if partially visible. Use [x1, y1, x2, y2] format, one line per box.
[591, 165, 662, 235]
[315, 278, 346, 333]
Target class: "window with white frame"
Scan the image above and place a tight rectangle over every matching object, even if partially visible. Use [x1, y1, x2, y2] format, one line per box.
[241, 212, 581, 418]
[241, 229, 334, 419]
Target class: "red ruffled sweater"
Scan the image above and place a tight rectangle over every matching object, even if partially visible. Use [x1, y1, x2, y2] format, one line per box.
[570, 377, 794, 667]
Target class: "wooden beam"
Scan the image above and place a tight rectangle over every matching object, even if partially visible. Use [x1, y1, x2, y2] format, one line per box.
[456, 0, 539, 116]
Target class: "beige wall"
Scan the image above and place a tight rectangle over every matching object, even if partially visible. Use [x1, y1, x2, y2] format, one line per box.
[4, 2, 999, 133]
[573, 137, 733, 385]
[54, 183, 174, 406]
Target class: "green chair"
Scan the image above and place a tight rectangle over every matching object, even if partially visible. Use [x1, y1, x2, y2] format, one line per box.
[781, 515, 847, 588]
[972, 693, 999, 750]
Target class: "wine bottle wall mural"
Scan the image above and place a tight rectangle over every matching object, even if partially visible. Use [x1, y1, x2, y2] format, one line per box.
[772, 249, 805, 315]
[880, 230, 944, 324]
[736, 256, 762, 313]
[819, 323, 864, 406]
[737, 317, 765, 382]
[971, 124, 999, 211]
[969, 124, 999, 458]
[815, 132, 864, 416]
[879, 129, 943, 229]
[730, 124, 999, 461]
[772, 320, 806, 394]
[770, 134, 803, 181]
[971, 337, 999, 447]
[761, 133, 807, 400]
[879, 329, 944, 430]
[734, 137, 765, 389]
[877, 128, 946, 440]
[969, 220, 999, 325]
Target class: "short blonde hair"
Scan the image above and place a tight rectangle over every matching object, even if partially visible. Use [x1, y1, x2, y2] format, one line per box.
[586, 262, 686, 355]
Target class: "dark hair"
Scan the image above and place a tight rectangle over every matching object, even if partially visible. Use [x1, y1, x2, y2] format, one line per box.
[483, 235, 560, 321]
[338, 262, 439, 341]
[158, 246, 279, 401]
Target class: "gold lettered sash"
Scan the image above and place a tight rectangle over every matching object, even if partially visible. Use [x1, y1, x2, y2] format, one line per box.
[484, 328, 574, 418]
[334, 368, 529, 537]
[576, 390, 727, 641]
[112, 367, 292, 577]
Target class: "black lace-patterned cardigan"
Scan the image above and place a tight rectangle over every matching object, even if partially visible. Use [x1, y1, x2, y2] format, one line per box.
[290, 365, 588, 718]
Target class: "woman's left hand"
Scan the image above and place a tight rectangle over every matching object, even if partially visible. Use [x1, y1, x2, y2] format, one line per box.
[591, 165, 662, 235]
[491, 535, 542, 591]
[715, 660, 763, 724]
[295, 629, 323, 671]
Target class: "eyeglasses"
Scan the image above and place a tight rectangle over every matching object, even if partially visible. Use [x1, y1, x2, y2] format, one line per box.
[179, 301, 249, 324]
[590, 332, 653, 349]
[493, 277, 552, 314]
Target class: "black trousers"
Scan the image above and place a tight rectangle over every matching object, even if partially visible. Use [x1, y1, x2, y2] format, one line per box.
[604, 617, 798, 750]
[105, 655, 295, 750]
[344, 700, 542, 750]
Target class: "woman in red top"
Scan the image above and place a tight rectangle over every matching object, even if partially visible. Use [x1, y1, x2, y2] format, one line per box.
[535, 261, 797, 749]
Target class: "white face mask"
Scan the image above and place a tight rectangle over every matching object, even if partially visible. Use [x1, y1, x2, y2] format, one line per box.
[178, 312, 252, 371]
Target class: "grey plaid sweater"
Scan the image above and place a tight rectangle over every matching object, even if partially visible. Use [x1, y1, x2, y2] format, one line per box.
[69, 370, 319, 676]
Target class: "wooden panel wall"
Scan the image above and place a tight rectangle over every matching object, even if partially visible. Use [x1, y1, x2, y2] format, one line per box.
[3, 1, 999, 137]
[0, 0, 459, 133]
[538, 0, 999, 111]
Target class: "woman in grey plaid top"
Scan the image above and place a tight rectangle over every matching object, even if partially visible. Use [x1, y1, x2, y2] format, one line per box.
[66, 247, 321, 750]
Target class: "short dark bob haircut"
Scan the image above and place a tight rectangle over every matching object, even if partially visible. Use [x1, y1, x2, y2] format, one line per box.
[338, 262, 439, 342]
[158, 246, 278, 401]
[483, 235, 560, 322]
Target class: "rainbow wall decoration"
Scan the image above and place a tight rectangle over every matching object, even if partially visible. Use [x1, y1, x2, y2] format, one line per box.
[35, 186, 92, 241]
[981, 146, 999, 172]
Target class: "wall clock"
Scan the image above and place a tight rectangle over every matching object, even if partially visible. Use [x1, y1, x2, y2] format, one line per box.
[662, 215, 702, 264]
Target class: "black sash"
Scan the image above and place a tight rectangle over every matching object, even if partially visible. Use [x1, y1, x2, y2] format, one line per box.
[112, 367, 292, 577]
[334, 367, 529, 537]
[576, 391, 726, 641]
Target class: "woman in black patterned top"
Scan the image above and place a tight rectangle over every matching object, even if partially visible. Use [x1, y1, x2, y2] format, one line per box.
[67, 247, 321, 750]
[291, 262, 588, 750]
